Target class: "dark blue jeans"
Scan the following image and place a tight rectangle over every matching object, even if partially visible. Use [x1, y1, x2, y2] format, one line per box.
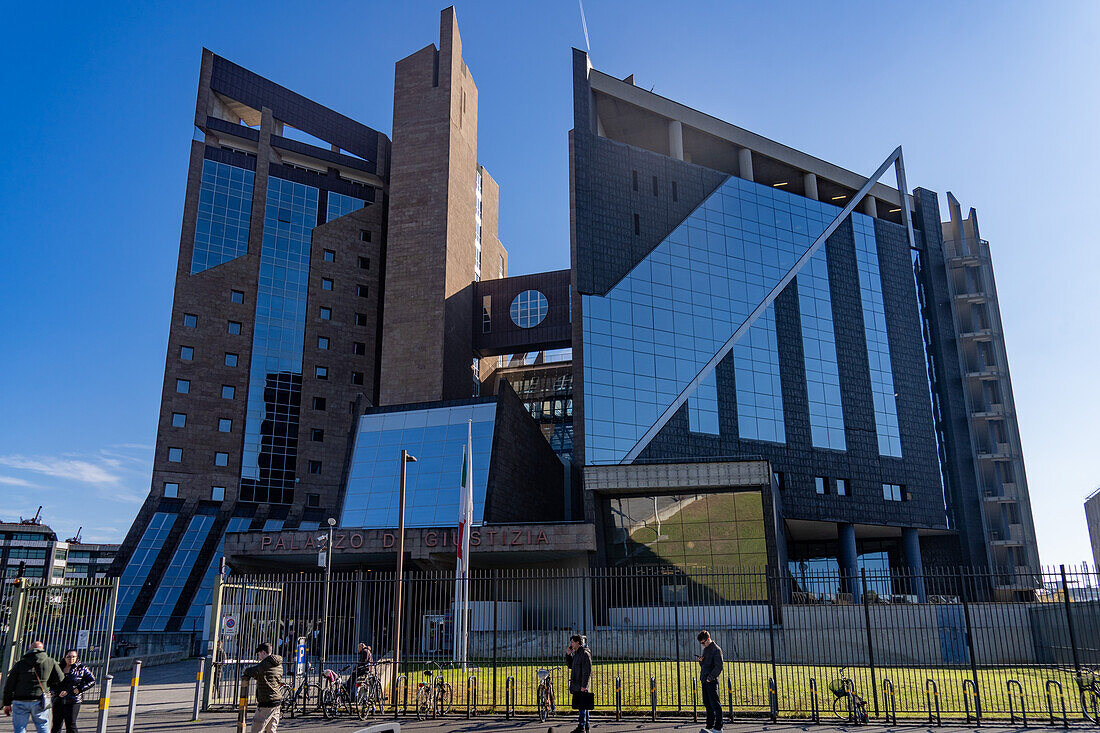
[578, 708, 589, 727]
[701, 679, 723, 730]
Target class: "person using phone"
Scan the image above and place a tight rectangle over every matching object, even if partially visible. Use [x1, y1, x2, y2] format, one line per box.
[696, 630, 724, 733]
[565, 635, 592, 733]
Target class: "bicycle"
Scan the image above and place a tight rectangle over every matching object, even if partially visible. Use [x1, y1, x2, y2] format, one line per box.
[1072, 667, 1100, 723]
[536, 668, 556, 722]
[415, 660, 455, 720]
[321, 666, 363, 720]
[279, 663, 320, 717]
[828, 667, 869, 724]
[355, 665, 384, 719]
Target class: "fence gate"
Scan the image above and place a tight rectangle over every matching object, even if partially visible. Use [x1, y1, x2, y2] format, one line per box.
[207, 576, 284, 709]
[0, 578, 119, 702]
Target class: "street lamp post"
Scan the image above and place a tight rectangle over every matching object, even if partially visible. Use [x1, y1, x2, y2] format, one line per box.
[392, 449, 416, 714]
[322, 517, 336, 670]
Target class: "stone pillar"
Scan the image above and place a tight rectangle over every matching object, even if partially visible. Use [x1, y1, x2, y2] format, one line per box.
[902, 527, 927, 601]
[802, 172, 818, 200]
[837, 523, 860, 602]
[738, 147, 754, 182]
[668, 119, 684, 161]
[861, 195, 878, 218]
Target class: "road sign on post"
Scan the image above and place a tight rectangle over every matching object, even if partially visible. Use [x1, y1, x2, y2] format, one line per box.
[77, 630, 90, 650]
[296, 637, 306, 676]
[223, 615, 237, 637]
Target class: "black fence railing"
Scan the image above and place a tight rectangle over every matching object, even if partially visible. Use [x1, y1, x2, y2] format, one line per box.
[207, 563, 1100, 722]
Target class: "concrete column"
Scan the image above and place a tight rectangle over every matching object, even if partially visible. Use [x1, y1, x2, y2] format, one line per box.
[902, 528, 928, 601]
[668, 119, 684, 161]
[861, 195, 878, 218]
[737, 147, 754, 182]
[802, 172, 819, 200]
[837, 523, 860, 602]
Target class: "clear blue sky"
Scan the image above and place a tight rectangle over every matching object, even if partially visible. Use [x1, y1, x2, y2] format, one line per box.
[1, 1, 1096, 563]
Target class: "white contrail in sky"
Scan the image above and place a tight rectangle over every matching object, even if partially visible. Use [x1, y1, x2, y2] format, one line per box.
[578, 0, 591, 52]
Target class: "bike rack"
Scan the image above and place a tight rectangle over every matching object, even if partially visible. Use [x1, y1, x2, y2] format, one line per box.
[843, 678, 857, 724]
[809, 677, 819, 724]
[727, 676, 734, 723]
[615, 676, 622, 721]
[504, 676, 515, 719]
[1007, 679, 1027, 726]
[925, 678, 941, 726]
[650, 676, 658, 721]
[882, 678, 897, 725]
[691, 678, 698, 723]
[392, 674, 408, 717]
[466, 676, 477, 719]
[768, 677, 778, 723]
[1047, 679, 1068, 729]
[963, 679, 981, 726]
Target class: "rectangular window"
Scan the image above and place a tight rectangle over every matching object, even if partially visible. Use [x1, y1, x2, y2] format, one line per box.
[307, 493, 321, 508]
[353, 342, 366, 356]
[313, 396, 326, 411]
[164, 482, 179, 498]
[221, 385, 235, 399]
[218, 418, 232, 432]
[351, 371, 364, 386]
[322, 249, 335, 262]
[168, 447, 183, 463]
[320, 307, 332, 320]
[632, 170, 638, 191]
[311, 429, 324, 442]
[360, 230, 371, 242]
[321, 278, 333, 291]
[231, 290, 244, 304]
[499, 254, 504, 278]
[317, 336, 329, 350]
[836, 478, 848, 496]
[883, 483, 904, 501]
[815, 476, 827, 495]
[215, 452, 229, 467]
[354, 312, 368, 327]
[308, 460, 322, 475]
[357, 285, 369, 298]
[773, 472, 785, 491]
[183, 313, 198, 328]
[358, 256, 370, 269]
[633, 213, 640, 235]
[315, 366, 328, 379]
[180, 346, 194, 361]
[211, 486, 225, 501]
[176, 379, 190, 394]
[672, 181, 678, 202]
[224, 353, 238, 367]
[652, 175, 659, 197]
[227, 321, 241, 335]
[171, 413, 186, 428]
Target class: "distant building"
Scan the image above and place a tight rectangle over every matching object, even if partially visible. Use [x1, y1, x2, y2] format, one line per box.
[1086, 489, 1100, 568]
[0, 520, 117, 584]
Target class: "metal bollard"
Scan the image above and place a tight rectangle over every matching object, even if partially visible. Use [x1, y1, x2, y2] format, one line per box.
[650, 676, 657, 721]
[466, 675, 477, 718]
[95, 675, 113, 733]
[615, 676, 622, 721]
[691, 678, 698, 723]
[768, 676, 778, 723]
[925, 678, 941, 726]
[1046, 679, 1068, 729]
[191, 656, 203, 721]
[963, 678, 980, 726]
[1006, 679, 1026, 726]
[809, 677, 819, 724]
[504, 676, 515, 719]
[236, 679, 250, 733]
[125, 660, 141, 733]
[727, 675, 734, 723]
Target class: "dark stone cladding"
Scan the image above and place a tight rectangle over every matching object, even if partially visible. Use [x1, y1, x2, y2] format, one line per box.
[208, 51, 388, 172]
[473, 269, 571, 356]
[267, 163, 377, 203]
[203, 145, 257, 170]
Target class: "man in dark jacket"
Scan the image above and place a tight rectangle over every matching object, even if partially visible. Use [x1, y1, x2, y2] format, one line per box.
[3, 641, 64, 733]
[696, 630, 724, 733]
[242, 643, 283, 733]
[565, 635, 592, 733]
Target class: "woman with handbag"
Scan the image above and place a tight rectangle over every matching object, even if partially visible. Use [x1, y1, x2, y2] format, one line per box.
[565, 634, 592, 733]
[50, 651, 95, 733]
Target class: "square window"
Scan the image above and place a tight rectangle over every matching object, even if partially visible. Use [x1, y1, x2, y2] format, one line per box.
[311, 429, 324, 442]
[225, 353, 238, 367]
[180, 346, 194, 361]
[227, 321, 241, 335]
[322, 278, 333, 291]
[316, 366, 328, 379]
[308, 460, 322, 475]
[837, 479, 848, 496]
[221, 385, 235, 399]
[183, 313, 198, 328]
[360, 230, 371, 242]
[211, 486, 225, 502]
[323, 249, 335, 262]
[354, 312, 368, 327]
[218, 418, 232, 432]
[231, 290, 245, 304]
[320, 307, 332, 320]
[313, 396, 326, 411]
[357, 285, 369, 298]
[176, 379, 190, 394]
[171, 412, 186, 428]
[814, 476, 827, 495]
[215, 452, 229, 467]
[307, 493, 321, 508]
[358, 255, 370, 269]
[351, 371, 364, 386]
[163, 482, 179, 498]
[168, 447, 183, 463]
[352, 342, 366, 356]
[317, 337, 329, 350]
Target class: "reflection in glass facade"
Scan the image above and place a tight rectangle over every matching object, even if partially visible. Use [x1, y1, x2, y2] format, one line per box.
[583, 176, 837, 464]
[184, 516, 252, 632]
[854, 213, 902, 457]
[510, 290, 548, 328]
[732, 305, 785, 443]
[191, 161, 254, 274]
[139, 514, 214, 631]
[341, 403, 494, 528]
[326, 192, 365, 222]
[798, 249, 846, 450]
[116, 512, 176, 626]
[687, 371, 719, 435]
[240, 177, 319, 504]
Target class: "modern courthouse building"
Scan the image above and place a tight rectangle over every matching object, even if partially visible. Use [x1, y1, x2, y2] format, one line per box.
[111, 8, 1041, 633]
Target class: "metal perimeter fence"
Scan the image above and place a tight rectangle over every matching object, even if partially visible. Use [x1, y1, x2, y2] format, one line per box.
[205, 564, 1100, 724]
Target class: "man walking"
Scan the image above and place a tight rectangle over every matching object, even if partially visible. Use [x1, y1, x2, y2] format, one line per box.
[242, 643, 282, 733]
[696, 630, 724, 733]
[3, 641, 63, 733]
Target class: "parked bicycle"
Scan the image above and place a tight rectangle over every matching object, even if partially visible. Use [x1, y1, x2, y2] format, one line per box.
[1072, 667, 1100, 723]
[279, 663, 320, 717]
[321, 665, 372, 720]
[415, 660, 455, 720]
[355, 665, 384, 719]
[536, 668, 557, 722]
[828, 667, 869, 724]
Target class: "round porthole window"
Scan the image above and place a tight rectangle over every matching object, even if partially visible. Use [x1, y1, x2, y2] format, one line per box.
[510, 290, 549, 328]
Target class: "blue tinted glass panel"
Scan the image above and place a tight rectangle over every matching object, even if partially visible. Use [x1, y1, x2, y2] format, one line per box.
[582, 177, 840, 464]
[326, 192, 366, 222]
[853, 213, 902, 457]
[510, 290, 548, 328]
[116, 512, 176, 627]
[687, 371, 719, 435]
[733, 304, 785, 443]
[341, 402, 496, 528]
[184, 516, 251, 632]
[798, 249, 846, 450]
[139, 514, 214, 631]
[240, 178, 319, 504]
[191, 161, 254, 274]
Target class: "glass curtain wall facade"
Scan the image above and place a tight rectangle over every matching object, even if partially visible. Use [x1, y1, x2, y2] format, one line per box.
[190, 160, 254, 274]
[139, 513, 214, 630]
[116, 512, 176, 623]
